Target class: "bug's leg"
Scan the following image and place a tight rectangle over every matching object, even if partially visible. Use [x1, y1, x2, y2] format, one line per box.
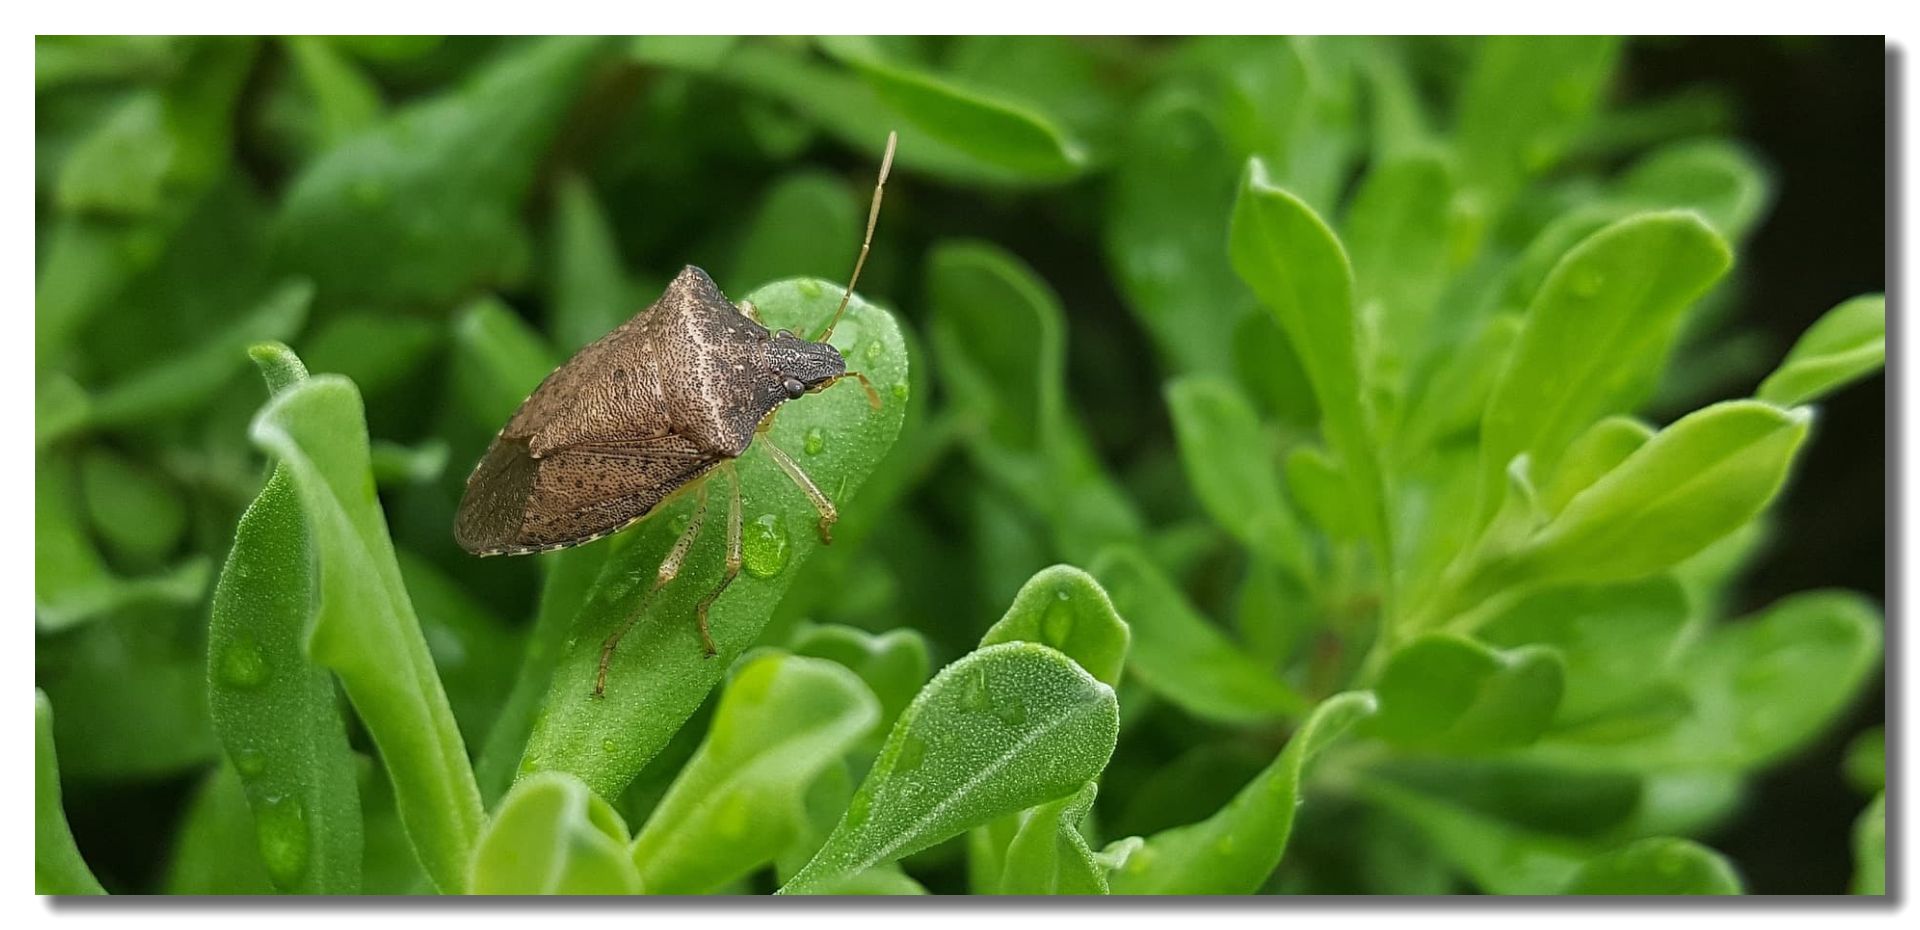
[595, 485, 709, 697]
[761, 438, 837, 544]
[825, 370, 882, 409]
[690, 464, 743, 658]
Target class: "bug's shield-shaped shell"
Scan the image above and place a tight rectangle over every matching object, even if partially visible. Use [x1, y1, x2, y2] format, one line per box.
[455, 433, 719, 556]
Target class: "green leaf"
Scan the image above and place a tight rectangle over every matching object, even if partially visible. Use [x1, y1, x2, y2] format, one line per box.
[474, 545, 608, 804]
[631, 35, 740, 71]
[1357, 775, 1588, 894]
[34, 690, 106, 895]
[1343, 154, 1457, 390]
[1477, 212, 1732, 521]
[249, 372, 482, 893]
[301, 311, 442, 399]
[283, 36, 383, 148]
[519, 280, 908, 800]
[469, 772, 641, 895]
[1538, 415, 1655, 516]
[818, 37, 1087, 182]
[928, 240, 1143, 561]
[548, 174, 634, 354]
[79, 448, 187, 563]
[85, 278, 312, 430]
[1853, 792, 1886, 895]
[781, 642, 1120, 893]
[1562, 838, 1742, 895]
[1166, 375, 1310, 577]
[1286, 444, 1364, 543]
[631, 652, 879, 893]
[725, 171, 861, 295]
[1498, 400, 1811, 587]
[1109, 691, 1376, 894]
[1756, 294, 1886, 406]
[1370, 634, 1564, 753]
[164, 763, 277, 894]
[1105, 94, 1251, 375]
[448, 295, 559, 432]
[994, 781, 1107, 894]
[790, 624, 931, 739]
[1542, 591, 1881, 771]
[1093, 546, 1308, 723]
[1616, 139, 1771, 242]
[273, 37, 609, 307]
[208, 438, 362, 893]
[1844, 726, 1885, 795]
[980, 564, 1132, 688]
[1230, 159, 1387, 559]
[1454, 36, 1620, 208]
[1478, 578, 1689, 730]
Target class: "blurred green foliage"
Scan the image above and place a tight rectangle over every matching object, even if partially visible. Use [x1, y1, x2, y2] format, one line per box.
[35, 36, 1884, 896]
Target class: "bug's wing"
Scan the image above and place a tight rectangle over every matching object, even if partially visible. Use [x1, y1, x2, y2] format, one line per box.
[454, 434, 719, 555]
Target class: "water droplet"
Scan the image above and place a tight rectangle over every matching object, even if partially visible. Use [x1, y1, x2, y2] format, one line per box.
[255, 796, 310, 887]
[894, 735, 927, 773]
[233, 749, 267, 778]
[1042, 602, 1076, 646]
[993, 696, 1028, 727]
[798, 280, 824, 299]
[864, 340, 883, 363]
[890, 382, 909, 402]
[601, 738, 617, 753]
[803, 427, 826, 456]
[742, 513, 791, 578]
[218, 637, 269, 689]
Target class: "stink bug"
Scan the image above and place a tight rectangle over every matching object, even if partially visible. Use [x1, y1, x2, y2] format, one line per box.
[454, 133, 897, 696]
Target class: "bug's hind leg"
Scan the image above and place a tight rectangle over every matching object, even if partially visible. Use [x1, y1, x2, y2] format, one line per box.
[595, 484, 709, 697]
[690, 464, 743, 658]
[761, 437, 837, 544]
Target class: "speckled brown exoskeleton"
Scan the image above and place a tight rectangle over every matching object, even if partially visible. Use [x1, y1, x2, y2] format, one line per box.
[455, 133, 896, 696]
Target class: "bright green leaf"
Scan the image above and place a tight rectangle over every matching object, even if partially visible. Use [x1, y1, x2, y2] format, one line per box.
[1562, 838, 1742, 895]
[469, 772, 641, 894]
[1756, 294, 1885, 407]
[781, 642, 1119, 893]
[1166, 375, 1310, 577]
[980, 564, 1132, 688]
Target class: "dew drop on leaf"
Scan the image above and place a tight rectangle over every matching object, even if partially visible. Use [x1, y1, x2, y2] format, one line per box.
[233, 748, 267, 778]
[890, 382, 909, 402]
[1042, 601, 1076, 645]
[742, 513, 791, 579]
[218, 636, 269, 689]
[255, 795, 310, 887]
[804, 426, 826, 456]
[798, 279, 824, 299]
[864, 340, 882, 363]
[993, 695, 1029, 727]
[601, 738, 617, 753]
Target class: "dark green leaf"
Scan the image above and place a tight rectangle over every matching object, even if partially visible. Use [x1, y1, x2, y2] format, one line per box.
[34, 690, 107, 895]
[1370, 634, 1564, 753]
[1562, 838, 1742, 895]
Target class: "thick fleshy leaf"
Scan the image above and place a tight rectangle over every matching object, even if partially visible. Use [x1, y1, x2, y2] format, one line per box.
[790, 624, 931, 739]
[1166, 375, 1310, 577]
[519, 281, 907, 800]
[994, 781, 1106, 894]
[273, 37, 610, 307]
[1477, 212, 1731, 524]
[208, 410, 363, 893]
[1230, 159, 1387, 557]
[1092, 546, 1308, 724]
[1498, 400, 1810, 587]
[469, 773, 641, 894]
[781, 642, 1119, 894]
[164, 763, 276, 894]
[1109, 691, 1376, 894]
[35, 690, 106, 895]
[630, 653, 880, 894]
[1538, 415, 1655, 516]
[1756, 294, 1885, 407]
[980, 564, 1131, 688]
[1370, 634, 1564, 753]
[249, 371, 482, 893]
[1562, 838, 1742, 895]
[1852, 792, 1886, 895]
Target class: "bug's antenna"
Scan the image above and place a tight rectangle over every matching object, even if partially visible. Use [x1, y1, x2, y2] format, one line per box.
[817, 130, 897, 344]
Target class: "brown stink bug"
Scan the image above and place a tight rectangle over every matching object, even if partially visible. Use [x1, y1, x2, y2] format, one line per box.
[454, 133, 897, 696]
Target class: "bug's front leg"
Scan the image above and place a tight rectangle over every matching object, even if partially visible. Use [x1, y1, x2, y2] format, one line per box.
[690, 464, 743, 658]
[761, 438, 837, 544]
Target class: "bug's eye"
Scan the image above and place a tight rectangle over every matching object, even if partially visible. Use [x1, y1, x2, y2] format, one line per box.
[781, 377, 807, 399]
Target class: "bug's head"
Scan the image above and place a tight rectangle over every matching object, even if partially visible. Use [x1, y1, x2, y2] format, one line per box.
[768, 330, 847, 399]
